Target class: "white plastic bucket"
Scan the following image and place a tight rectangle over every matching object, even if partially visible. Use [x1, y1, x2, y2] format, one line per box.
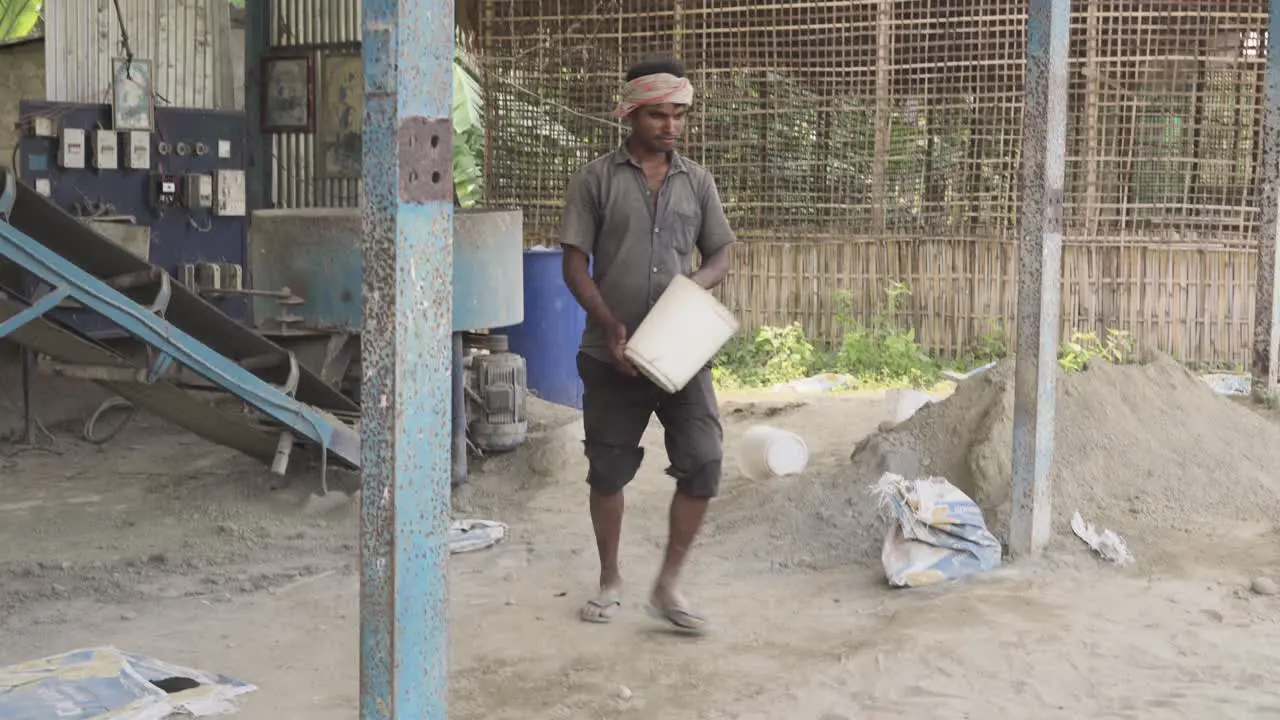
[737, 425, 809, 480]
[885, 388, 933, 424]
[624, 274, 740, 394]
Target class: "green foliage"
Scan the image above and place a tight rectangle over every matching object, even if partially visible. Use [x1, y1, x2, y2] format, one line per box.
[830, 281, 939, 389]
[712, 322, 818, 390]
[452, 44, 485, 208]
[1058, 328, 1134, 372]
[712, 281, 941, 391]
[0, 0, 42, 41]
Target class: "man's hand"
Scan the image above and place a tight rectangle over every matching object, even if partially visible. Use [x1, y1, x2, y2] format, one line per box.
[608, 322, 638, 376]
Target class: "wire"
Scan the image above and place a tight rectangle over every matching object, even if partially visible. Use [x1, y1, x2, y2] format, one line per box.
[83, 397, 136, 444]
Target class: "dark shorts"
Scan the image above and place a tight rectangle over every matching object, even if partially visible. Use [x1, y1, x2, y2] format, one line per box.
[577, 352, 723, 499]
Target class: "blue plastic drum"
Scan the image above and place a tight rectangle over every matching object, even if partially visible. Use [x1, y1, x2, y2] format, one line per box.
[500, 247, 587, 409]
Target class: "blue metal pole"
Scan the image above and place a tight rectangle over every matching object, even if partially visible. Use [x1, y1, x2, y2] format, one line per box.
[1010, 0, 1070, 558]
[1252, 0, 1280, 401]
[359, 0, 455, 717]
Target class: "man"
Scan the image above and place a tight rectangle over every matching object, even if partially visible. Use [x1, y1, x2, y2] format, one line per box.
[558, 57, 735, 633]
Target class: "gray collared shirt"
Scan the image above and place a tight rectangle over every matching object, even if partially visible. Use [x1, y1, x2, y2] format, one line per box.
[559, 148, 736, 362]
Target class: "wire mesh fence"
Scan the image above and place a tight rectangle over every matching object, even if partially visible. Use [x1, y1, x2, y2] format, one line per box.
[479, 0, 1269, 366]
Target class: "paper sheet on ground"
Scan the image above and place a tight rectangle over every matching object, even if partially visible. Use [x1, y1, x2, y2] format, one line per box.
[1070, 510, 1133, 565]
[0, 646, 255, 720]
[449, 519, 508, 554]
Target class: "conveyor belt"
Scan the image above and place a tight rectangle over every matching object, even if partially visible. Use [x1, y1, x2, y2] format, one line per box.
[1, 167, 357, 415]
[0, 168, 359, 469]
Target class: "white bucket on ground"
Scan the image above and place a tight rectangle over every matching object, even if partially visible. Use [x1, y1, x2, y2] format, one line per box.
[737, 425, 809, 480]
[624, 274, 740, 394]
[886, 388, 933, 424]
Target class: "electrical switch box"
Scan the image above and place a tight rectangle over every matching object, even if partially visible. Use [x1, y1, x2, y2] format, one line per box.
[215, 169, 246, 216]
[219, 263, 244, 291]
[34, 178, 52, 197]
[150, 173, 178, 210]
[177, 264, 197, 288]
[59, 128, 86, 169]
[217, 140, 232, 159]
[127, 131, 150, 170]
[33, 116, 57, 137]
[93, 130, 118, 170]
[195, 263, 222, 291]
[183, 174, 213, 209]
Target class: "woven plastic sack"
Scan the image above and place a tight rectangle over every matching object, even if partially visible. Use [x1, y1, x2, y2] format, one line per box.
[873, 472, 1003, 587]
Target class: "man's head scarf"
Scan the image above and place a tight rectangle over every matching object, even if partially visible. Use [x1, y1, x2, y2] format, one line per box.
[612, 73, 695, 118]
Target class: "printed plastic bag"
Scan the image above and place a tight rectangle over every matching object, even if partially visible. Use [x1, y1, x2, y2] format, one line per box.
[873, 472, 1003, 587]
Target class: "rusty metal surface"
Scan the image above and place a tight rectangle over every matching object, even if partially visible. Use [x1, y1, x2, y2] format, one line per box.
[396, 117, 454, 203]
[1253, 0, 1280, 398]
[1009, 0, 1070, 558]
[359, 0, 455, 716]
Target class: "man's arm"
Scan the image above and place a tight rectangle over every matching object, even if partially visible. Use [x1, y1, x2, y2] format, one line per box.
[558, 172, 618, 328]
[690, 173, 735, 291]
[560, 171, 637, 375]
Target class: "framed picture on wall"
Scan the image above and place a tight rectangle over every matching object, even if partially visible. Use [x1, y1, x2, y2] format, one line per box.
[317, 52, 364, 179]
[262, 51, 315, 133]
[111, 57, 155, 131]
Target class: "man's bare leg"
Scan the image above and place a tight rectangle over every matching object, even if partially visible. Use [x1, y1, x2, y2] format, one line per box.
[581, 487, 625, 622]
[649, 490, 710, 631]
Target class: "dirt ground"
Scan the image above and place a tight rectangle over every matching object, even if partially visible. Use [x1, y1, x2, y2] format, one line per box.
[3, 381, 1280, 719]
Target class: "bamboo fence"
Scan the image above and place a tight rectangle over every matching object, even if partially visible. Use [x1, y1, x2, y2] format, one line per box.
[479, 0, 1269, 368]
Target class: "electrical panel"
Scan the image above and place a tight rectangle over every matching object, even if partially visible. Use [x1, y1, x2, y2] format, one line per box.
[33, 116, 57, 137]
[15, 100, 252, 335]
[93, 130, 118, 170]
[59, 128, 86, 169]
[150, 173, 179, 210]
[215, 170, 246, 216]
[127, 131, 150, 170]
[183, 174, 213, 209]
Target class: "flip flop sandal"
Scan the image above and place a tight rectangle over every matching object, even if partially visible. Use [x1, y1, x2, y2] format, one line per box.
[580, 596, 622, 624]
[646, 603, 709, 635]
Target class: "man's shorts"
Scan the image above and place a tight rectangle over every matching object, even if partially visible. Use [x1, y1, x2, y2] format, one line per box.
[576, 352, 723, 498]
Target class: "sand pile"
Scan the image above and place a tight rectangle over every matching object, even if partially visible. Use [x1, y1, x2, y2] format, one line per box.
[748, 355, 1280, 571]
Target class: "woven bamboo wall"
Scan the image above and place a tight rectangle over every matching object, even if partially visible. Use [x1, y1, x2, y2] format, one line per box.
[479, 0, 1268, 367]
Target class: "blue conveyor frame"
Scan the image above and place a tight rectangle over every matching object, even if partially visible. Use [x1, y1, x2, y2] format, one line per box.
[0, 171, 360, 469]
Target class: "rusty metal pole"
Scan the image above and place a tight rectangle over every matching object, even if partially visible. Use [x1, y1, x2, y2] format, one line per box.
[359, 0, 455, 717]
[1252, 0, 1280, 401]
[1010, 0, 1070, 558]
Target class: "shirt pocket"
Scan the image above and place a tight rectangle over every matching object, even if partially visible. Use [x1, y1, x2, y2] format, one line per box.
[669, 198, 703, 254]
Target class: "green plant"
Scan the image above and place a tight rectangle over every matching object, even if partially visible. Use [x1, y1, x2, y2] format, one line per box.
[0, 0, 42, 41]
[452, 43, 485, 208]
[967, 318, 1008, 365]
[830, 281, 940, 388]
[1058, 328, 1134, 372]
[712, 322, 818, 390]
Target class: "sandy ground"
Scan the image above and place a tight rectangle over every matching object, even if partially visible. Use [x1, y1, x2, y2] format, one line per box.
[3, 382, 1280, 719]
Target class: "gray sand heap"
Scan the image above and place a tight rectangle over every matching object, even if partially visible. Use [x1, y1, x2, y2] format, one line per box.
[754, 355, 1280, 571]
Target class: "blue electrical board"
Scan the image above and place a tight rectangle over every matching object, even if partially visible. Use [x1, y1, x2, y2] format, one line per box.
[14, 101, 248, 338]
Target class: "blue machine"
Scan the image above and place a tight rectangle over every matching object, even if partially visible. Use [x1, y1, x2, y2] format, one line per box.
[246, 207, 523, 335]
[16, 101, 250, 337]
[500, 247, 587, 410]
[245, 206, 526, 486]
[0, 168, 359, 474]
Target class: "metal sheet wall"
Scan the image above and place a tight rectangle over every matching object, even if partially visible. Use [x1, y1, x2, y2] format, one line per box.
[269, 0, 363, 209]
[44, 0, 234, 110]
